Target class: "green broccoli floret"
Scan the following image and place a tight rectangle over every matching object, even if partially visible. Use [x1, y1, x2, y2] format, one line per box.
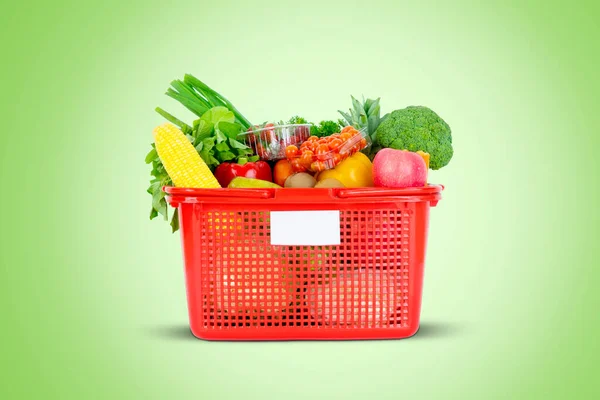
[374, 106, 453, 169]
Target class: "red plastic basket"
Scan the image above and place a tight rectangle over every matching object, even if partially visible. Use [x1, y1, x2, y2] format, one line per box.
[165, 185, 443, 341]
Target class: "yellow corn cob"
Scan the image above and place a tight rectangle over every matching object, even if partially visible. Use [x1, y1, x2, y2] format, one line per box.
[153, 123, 221, 188]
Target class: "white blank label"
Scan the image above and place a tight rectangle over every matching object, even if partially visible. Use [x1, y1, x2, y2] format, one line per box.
[270, 211, 341, 246]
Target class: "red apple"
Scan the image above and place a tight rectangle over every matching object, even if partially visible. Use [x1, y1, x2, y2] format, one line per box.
[372, 148, 427, 188]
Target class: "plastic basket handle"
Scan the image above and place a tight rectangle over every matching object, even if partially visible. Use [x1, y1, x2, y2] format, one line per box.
[164, 187, 274, 198]
[164, 187, 275, 207]
[337, 186, 444, 198]
[336, 186, 444, 206]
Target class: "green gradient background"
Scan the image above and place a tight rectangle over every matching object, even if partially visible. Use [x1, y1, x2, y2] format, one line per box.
[2, 0, 599, 398]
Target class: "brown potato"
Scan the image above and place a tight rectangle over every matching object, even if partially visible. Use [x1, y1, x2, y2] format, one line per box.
[314, 178, 345, 188]
[284, 172, 316, 188]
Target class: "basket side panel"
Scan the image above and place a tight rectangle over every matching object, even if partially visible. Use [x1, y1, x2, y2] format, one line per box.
[177, 198, 432, 340]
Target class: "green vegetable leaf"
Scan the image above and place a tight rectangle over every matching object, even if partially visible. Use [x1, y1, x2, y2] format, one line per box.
[202, 137, 215, 151]
[218, 121, 243, 139]
[200, 149, 212, 165]
[155, 107, 193, 133]
[215, 141, 230, 151]
[235, 147, 253, 157]
[248, 155, 260, 162]
[367, 98, 380, 115]
[151, 76, 257, 232]
[351, 96, 363, 119]
[166, 88, 208, 117]
[215, 129, 227, 143]
[367, 115, 379, 142]
[200, 106, 235, 127]
[170, 79, 212, 113]
[183, 74, 253, 129]
[364, 98, 375, 112]
[217, 151, 236, 161]
[145, 146, 157, 164]
[359, 114, 367, 126]
[183, 75, 225, 109]
[337, 111, 353, 126]
[152, 188, 168, 220]
[311, 120, 342, 137]
[287, 116, 309, 124]
[148, 180, 160, 192]
[200, 137, 217, 166]
[170, 211, 179, 233]
[228, 137, 249, 150]
[194, 119, 213, 140]
[201, 151, 219, 167]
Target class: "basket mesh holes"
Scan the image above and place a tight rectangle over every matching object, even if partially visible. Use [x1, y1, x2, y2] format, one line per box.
[199, 209, 410, 329]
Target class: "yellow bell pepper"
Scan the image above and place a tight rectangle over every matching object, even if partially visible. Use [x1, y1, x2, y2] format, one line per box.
[415, 150, 430, 183]
[316, 152, 374, 188]
[415, 151, 430, 169]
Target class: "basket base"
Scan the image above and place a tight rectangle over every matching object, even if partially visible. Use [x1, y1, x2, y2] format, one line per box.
[189, 324, 420, 341]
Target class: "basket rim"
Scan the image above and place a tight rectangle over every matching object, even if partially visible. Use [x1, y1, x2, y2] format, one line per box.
[163, 184, 444, 200]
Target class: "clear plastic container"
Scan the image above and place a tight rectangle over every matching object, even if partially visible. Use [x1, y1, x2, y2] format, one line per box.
[286, 127, 370, 173]
[240, 124, 313, 161]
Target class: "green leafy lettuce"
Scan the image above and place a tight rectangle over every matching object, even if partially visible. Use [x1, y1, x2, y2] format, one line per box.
[146, 106, 257, 232]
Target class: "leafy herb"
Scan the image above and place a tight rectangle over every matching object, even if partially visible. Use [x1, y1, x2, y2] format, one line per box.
[287, 116, 310, 125]
[285, 116, 342, 138]
[148, 75, 256, 232]
[310, 120, 343, 137]
[145, 144, 176, 231]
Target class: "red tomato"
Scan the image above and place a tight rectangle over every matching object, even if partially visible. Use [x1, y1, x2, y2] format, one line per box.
[302, 141, 316, 153]
[340, 132, 352, 141]
[315, 144, 330, 161]
[256, 144, 269, 159]
[291, 158, 307, 172]
[328, 138, 342, 150]
[285, 145, 299, 159]
[300, 150, 315, 165]
[316, 143, 329, 153]
[338, 145, 351, 156]
[259, 124, 276, 144]
[332, 153, 343, 165]
[260, 131, 276, 144]
[310, 161, 327, 172]
[294, 125, 310, 138]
